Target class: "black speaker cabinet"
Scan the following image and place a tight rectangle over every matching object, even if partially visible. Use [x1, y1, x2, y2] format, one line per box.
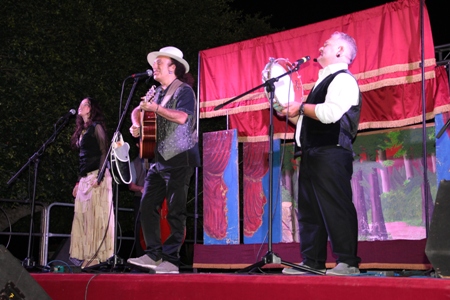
[425, 180, 450, 277]
[0, 245, 51, 299]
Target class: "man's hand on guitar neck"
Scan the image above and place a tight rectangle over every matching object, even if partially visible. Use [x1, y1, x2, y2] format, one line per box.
[140, 100, 159, 113]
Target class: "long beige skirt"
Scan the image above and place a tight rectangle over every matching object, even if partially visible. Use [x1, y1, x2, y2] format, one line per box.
[69, 169, 115, 262]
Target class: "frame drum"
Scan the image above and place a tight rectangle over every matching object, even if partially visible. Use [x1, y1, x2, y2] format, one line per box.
[262, 58, 303, 112]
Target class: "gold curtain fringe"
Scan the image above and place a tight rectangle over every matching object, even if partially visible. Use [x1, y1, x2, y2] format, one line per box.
[200, 71, 438, 119]
[200, 93, 266, 108]
[359, 70, 435, 92]
[200, 102, 269, 118]
[355, 59, 436, 81]
[358, 105, 450, 131]
[218, 106, 450, 143]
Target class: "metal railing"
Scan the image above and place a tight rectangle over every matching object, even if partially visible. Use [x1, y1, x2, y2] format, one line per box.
[0, 198, 47, 258]
[435, 43, 450, 87]
[41, 202, 135, 266]
[0, 199, 135, 266]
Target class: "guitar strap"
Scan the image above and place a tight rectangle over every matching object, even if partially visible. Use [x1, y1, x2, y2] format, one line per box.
[158, 79, 184, 107]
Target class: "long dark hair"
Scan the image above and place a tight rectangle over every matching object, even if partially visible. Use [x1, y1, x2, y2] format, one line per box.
[70, 97, 107, 150]
[170, 58, 195, 88]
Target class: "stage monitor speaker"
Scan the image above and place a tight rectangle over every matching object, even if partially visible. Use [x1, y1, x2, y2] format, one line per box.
[0, 245, 51, 299]
[50, 237, 71, 264]
[425, 180, 450, 278]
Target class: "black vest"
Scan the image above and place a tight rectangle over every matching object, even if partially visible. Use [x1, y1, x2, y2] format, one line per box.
[299, 70, 362, 152]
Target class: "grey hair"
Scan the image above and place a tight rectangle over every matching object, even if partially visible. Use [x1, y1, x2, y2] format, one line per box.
[332, 31, 357, 63]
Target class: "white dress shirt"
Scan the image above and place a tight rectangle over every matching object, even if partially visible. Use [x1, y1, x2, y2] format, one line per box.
[295, 63, 359, 147]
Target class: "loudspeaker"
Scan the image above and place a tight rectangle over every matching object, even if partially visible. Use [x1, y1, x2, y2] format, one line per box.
[49, 237, 82, 269]
[425, 180, 450, 277]
[50, 237, 71, 264]
[0, 245, 51, 299]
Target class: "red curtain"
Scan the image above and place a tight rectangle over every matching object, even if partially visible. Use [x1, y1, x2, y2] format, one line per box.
[203, 131, 234, 239]
[199, 0, 450, 142]
[243, 142, 269, 237]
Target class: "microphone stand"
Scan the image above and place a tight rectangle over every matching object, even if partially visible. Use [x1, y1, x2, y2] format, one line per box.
[436, 118, 450, 139]
[7, 115, 73, 269]
[90, 77, 141, 272]
[214, 63, 324, 275]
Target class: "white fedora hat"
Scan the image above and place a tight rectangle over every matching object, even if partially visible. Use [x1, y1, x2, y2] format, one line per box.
[147, 46, 190, 73]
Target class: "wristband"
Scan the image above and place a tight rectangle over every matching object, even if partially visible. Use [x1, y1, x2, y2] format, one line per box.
[156, 105, 159, 113]
[299, 103, 305, 116]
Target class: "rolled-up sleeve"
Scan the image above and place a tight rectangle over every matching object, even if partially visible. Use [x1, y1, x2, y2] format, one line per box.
[314, 73, 359, 124]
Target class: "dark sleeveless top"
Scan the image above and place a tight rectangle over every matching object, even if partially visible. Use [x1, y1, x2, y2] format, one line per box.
[78, 123, 107, 177]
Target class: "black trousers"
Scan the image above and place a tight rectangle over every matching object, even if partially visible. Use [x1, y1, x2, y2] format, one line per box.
[140, 165, 193, 266]
[298, 146, 361, 269]
[133, 196, 145, 257]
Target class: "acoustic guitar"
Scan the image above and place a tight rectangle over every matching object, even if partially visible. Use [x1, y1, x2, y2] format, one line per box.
[139, 85, 157, 159]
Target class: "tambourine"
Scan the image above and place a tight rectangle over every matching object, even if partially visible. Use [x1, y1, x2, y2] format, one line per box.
[262, 58, 304, 112]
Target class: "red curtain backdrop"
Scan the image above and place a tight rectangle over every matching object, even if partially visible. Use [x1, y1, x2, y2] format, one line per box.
[203, 130, 234, 239]
[243, 142, 269, 237]
[199, 0, 450, 142]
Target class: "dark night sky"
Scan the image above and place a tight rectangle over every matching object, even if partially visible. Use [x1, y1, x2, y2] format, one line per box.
[233, 0, 447, 47]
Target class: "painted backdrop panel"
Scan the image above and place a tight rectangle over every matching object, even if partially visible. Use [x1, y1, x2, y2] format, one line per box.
[203, 130, 239, 245]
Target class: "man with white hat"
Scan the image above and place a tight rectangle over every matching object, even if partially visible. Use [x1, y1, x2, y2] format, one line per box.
[127, 46, 200, 274]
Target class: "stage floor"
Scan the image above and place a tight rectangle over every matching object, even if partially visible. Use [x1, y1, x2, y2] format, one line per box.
[31, 268, 450, 300]
[193, 239, 432, 270]
[7, 238, 449, 299]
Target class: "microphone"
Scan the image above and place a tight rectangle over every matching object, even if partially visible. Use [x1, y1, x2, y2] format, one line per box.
[129, 69, 153, 79]
[294, 56, 311, 67]
[291, 56, 310, 70]
[63, 109, 76, 119]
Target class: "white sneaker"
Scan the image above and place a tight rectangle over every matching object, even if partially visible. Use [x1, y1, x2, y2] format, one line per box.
[154, 261, 179, 274]
[326, 263, 360, 276]
[127, 255, 161, 269]
[282, 262, 326, 275]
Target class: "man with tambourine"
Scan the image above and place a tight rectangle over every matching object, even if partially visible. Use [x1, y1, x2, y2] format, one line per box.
[277, 32, 362, 276]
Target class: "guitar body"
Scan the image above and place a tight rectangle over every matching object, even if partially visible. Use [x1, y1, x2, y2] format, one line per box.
[139, 85, 157, 159]
[139, 111, 156, 159]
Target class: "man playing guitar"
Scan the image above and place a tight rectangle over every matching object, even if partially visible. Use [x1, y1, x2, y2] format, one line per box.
[128, 46, 200, 274]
